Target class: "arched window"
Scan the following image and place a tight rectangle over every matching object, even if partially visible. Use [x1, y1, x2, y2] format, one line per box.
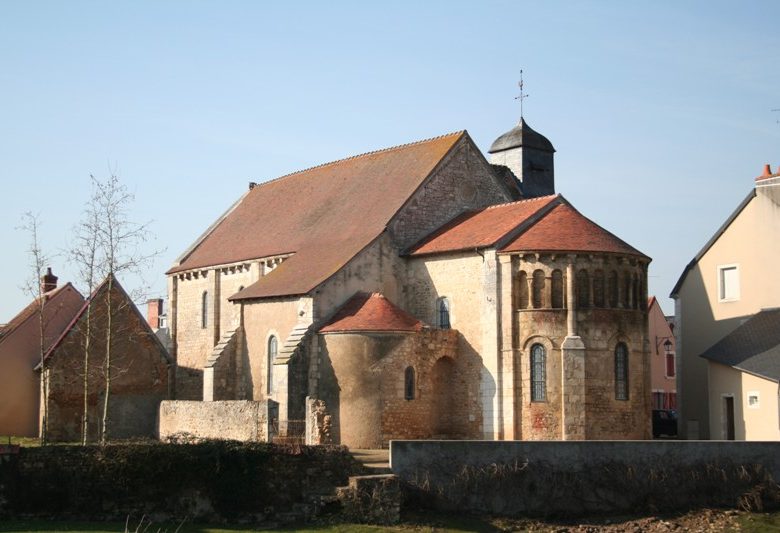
[438, 298, 451, 329]
[608, 271, 619, 308]
[593, 269, 605, 308]
[623, 272, 631, 308]
[267, 335, 278, 395]
[615, 343, 629, 400]
[201, 291, 208, 329]
[577, 269, 590, 308]
[530, 343, 546, 402]
[516, 271, 529, 309]
[404, 366, 415, 400]
[532, 270, 545, 309]
[551, 269, 564, 309]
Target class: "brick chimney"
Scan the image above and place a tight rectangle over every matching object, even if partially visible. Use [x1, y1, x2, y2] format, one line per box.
[756, 163, 778, 182]
[41, 267, 58, 293]
[147, 298, 163, 329]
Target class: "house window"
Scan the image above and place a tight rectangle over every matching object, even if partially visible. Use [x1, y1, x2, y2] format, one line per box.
[577, 269, 590, 308]
[438, 298, 451, 329]
[267, 335, 278, 395]
[615, 342, 629, 400]
[551, 269, 564, 308]
[718, 265, 740, 301]
[404, 367, 415, 400]
[747, 391, 760, 409]
[517, 271, 529, 309]
[665, 352, 676, 377]
[532, 270, 545, 308]
[201, 291, 208, 329]
[530, 343, 546, 402]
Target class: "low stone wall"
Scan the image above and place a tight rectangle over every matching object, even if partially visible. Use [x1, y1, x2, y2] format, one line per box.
[0, 442, 363, 524]
[159, 400, 277, 442]
[391, 440, 780, 517]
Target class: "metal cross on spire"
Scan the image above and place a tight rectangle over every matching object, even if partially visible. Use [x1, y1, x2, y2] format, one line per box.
[514, 70, 529, 120]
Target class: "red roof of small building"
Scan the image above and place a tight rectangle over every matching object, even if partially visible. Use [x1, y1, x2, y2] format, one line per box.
[168, 132, 467, 300]
[408, 195, 559, 256]
[500, 202, 648, 258]
[0, 283, 83, 347]
[319, 292, 424, 333]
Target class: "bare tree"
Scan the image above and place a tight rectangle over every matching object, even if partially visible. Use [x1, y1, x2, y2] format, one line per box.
[19, 212, 52, 444]
[68, 179, 103, 445]
[91, 173, 158, 444]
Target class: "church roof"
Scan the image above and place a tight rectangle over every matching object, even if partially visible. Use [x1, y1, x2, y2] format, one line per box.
[407, 195, 559, 256]
[168, 132, 466, 300]
[699, 308, 780, 383]
[488, 118, 555, 154]
[407, 195, 647, 259]
[500, 202, 648, 258]
[319, 292, 424, 333]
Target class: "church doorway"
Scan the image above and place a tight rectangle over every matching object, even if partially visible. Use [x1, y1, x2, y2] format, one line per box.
[431, 356, 455, 437]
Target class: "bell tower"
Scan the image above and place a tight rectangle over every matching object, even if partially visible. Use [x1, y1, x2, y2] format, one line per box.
[488, 117, 556, 198]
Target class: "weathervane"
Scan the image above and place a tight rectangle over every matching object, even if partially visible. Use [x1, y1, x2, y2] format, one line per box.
[514, 70, 529, 120]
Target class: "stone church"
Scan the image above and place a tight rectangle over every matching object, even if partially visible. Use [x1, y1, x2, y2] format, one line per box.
[166, 119, 652, 447]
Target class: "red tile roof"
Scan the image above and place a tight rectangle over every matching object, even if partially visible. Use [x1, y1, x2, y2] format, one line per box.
[168, 132, 466, 300]
[0, 283, 83, 347]
[319, 292, 424, 333]
[408, 195, 559, 256]
[500, 202, 648, 258]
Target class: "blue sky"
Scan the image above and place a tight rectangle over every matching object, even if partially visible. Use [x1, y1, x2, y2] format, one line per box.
[1, 1, 779, 320]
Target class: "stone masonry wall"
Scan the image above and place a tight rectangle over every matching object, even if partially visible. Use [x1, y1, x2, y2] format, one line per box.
[317, 329, 480, 448]
[159, 400, 275, 442]
[389, 136, 513, 251]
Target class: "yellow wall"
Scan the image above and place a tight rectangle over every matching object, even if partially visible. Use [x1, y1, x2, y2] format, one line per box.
[677, 179, 780, 438]
[708, 362, 780, 440]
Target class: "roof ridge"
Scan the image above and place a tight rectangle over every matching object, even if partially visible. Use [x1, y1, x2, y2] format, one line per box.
[256, 131, 466, 188]
[481, 194, 560, 211]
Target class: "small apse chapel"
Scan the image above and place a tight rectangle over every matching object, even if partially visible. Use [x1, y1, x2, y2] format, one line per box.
[166, 118, 652, 447]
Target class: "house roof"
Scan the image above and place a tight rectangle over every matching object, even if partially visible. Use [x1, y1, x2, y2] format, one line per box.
[699, 308, 780, 383]
[500, 202, 649, 258]
[319, 292, 424, 333]
[407, 195, 559, 256]
[41, 274, 172, 366]
[168, 131, 467, 300]
[670, 190, 756, 298]
[0, 283, 83, 348]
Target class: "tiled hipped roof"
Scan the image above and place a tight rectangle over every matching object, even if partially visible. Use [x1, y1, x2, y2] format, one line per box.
[319, 292, 424, 333]
[408, 195, 647, 259]
[169, 132, 465, 300]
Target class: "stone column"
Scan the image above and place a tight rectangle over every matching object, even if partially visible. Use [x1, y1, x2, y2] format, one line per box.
[498, 254, 515, 440]
[561, 257, 586, 440]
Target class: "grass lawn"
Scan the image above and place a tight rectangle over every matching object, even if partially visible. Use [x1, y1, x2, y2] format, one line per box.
[738, 511, 780, 532]
[0, 436, 41, 447]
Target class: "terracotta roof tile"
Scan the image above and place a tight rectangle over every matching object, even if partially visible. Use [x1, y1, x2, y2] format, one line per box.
[169, 132, 465, 300]
[319, 292, 424, 333]
[500, 202, 648, 258]
[0, 283, 82, 347]
[408, 195, 559, 256]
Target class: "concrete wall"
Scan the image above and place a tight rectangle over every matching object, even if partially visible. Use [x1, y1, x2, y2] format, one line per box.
[677, 179, 780, 439]
[708, 362, 780, 440]
[0, 285, 83, 437]
[159, 400, 276, 442]
[391, 439, 780, 516]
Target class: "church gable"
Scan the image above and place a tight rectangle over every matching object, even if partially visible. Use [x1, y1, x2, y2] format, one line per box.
[388, 133, 518, 251]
